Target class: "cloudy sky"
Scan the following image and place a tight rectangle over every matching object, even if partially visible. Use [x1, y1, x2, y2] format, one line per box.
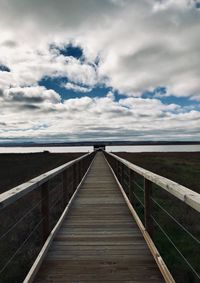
[0, 0, 200, 143]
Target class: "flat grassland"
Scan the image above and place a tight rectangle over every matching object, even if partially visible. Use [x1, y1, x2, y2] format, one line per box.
[0, 152, 84, 194]
[0, 151, 85, 283]
[115, 151, 200, 193]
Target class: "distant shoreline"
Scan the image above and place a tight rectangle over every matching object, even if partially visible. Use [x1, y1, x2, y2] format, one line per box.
[0, 141, 200, 147]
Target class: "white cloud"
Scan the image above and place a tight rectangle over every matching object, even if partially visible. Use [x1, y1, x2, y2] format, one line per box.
[0, 0, 200, 141]
[0, 0, 200, 98]
[3, 86, 61, 104]
[1, 92, 200, 141]
[62, 82, 92, 93]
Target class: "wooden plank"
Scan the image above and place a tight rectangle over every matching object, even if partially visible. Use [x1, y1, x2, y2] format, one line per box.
[23, 155, 95, 283]
[105, 156, 175, 283]
[31, 152, 166, 283]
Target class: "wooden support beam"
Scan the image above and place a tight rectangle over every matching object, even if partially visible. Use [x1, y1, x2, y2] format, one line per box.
[41, 181, 50, 242]
[117, 160, 120, 181]
[73, 164, 77, 192]
[115, 159, 118, 175]
[80, 159, 83, 179]
[121, 164, 125, 188]
[78, 161, 81, 184]
[144, 178, 153, 238]
[62, 170, 69, 208]
[128, 169, 135, 207]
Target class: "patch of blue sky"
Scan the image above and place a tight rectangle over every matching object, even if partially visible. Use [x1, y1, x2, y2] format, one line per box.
[195, 1, 200, 9]
[142, 86, 166, 99]
[159, 96, 200, 112]
[142, 86, 200, 110]
[50, 43, 83, 60]
[39, 76, 122, 101]
[39, 76, 69, 98]
[0, 64, 10, 72]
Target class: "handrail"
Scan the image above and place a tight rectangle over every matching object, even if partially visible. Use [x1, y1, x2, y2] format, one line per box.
[0, 151, 95, 283]
[107, 152, 200, 213]
[104, 151, 200, 282]
[23, 154, 96, 283]
[0, 152, 90, 209]
[104, 156, 175, 283]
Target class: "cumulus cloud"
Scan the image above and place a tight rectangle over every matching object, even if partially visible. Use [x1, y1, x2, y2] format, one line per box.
[63, 82, 92, 93]
[0, 0, 200, 141]
[1, 92, 200, 142]
[3, 86, 61, 104]
[1, 0, 200, 97]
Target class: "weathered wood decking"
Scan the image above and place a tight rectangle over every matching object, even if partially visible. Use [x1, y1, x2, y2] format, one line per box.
[33, 152, 165, 283]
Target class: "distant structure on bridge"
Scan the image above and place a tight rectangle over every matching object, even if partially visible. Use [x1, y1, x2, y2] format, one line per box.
[93, 144, 106, 151]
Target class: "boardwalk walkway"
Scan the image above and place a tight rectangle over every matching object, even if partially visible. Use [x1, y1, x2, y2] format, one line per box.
[34, 152, 165, 283]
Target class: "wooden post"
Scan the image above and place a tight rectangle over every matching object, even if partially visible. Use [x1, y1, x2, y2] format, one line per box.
[144, 178, 153, 238]
[121, 164, 124, 188]
[118, 163, 122, 184]
[76, 162, 79, 186]
[62, 169, 69, 209]
[78, 161, 81, 183]
[117, 161, 120, 181]
[115, 159, 118, 175]
[80, 159, 83, 179]
[73, 164, 77, 192]
[41, 181, 50, 242]
[69, 166, 73, 199]
[128, 169, 133, 204]
[81, 158, 85, 177]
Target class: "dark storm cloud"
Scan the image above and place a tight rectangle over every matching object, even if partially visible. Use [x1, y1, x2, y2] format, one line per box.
[8, 91, 44, 103]
[0, 89, 4, 96]
[0, 122, 7, 126]
[19, 104, 41, 110]
[0, 65, 11, 72]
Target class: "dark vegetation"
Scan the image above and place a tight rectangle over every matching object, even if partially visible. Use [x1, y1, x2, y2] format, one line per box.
[0, 151, 84, 193]
[114, 152, 200, 283]
[0, 151, 84, 283]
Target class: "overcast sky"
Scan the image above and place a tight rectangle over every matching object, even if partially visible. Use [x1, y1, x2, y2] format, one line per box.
[0, 0, 200, 142]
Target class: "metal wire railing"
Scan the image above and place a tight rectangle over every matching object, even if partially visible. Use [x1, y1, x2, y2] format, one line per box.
[104, 151, 200, 283]
[0, 151, 95, 283]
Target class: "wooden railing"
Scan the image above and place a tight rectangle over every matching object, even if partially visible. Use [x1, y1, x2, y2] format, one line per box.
[104, 151, 200, 283]
[0, 151, 95, 283]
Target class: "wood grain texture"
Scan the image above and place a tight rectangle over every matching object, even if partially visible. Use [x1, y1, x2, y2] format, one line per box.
[33, 152, 165, 283]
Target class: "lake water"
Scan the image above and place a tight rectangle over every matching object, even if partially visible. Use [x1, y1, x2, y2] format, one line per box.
[0, 144, 200, 153]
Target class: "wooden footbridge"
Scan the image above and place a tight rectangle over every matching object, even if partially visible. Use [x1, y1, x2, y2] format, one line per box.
[0, 151, 200, 283]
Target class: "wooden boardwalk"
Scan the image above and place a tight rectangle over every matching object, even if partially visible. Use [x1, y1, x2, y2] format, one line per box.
[34, 152, 165, 283]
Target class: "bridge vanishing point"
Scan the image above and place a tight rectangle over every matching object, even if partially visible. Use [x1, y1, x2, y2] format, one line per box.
[0, 151, 200, 283]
